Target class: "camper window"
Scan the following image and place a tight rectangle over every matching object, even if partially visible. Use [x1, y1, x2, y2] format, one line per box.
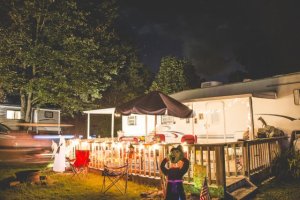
[44, 111, 54, 118]
[127, 116, 137, 126]
[294, 89, 300, 105]
[6, 110, 21, 120]
[161, 115, 174, 125]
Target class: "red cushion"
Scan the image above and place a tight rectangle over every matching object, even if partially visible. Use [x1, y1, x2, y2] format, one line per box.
[181, 135, 195, 144]
[74, 150, 90, 168]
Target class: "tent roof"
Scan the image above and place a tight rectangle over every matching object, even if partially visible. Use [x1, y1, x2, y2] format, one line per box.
[115, 91, 192, 118]
[83, 107, 115, 115]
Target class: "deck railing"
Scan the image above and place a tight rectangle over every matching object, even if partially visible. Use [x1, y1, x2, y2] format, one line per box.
[66, 136, 287, 187]
[225, 137, 287, 178]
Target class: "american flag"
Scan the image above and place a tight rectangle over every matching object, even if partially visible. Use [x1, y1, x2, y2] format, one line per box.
[200, 177, 211, 200]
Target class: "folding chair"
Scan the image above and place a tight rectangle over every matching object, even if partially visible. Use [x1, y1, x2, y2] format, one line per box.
[101, 163, 129, 194]
[67, 150, 90, 178]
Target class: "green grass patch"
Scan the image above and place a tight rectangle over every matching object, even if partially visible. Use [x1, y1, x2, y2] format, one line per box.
[0, 164, 156, 200]
[184, 183, 223, 199]
[254, 179, 300, 200]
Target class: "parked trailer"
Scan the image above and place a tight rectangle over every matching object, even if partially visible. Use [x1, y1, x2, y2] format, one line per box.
[32, 108, 61, 134]
[0, 104, 61, 133]
[120, 72, 300, 143]
[172, 72, 300, 143]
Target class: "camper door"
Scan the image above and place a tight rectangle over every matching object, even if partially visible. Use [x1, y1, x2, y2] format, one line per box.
[205, 101, 226, 141]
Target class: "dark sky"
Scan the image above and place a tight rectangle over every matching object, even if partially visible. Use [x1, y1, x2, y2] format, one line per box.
[117, 0, 300, 82]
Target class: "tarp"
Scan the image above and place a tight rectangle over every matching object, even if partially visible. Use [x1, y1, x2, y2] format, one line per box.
[115, 91, 192, 118]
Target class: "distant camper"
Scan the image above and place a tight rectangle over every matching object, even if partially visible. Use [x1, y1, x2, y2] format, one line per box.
[0, 105, 61, 134]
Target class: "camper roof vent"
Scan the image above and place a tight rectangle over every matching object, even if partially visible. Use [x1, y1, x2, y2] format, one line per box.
[243, 78, 252, 82]
[201, 81, 223, 88]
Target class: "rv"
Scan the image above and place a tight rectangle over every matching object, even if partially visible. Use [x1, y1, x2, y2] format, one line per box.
[0, 105, 61, 133]
[31, 108, 61, 134]
[121, 72, 300, 143]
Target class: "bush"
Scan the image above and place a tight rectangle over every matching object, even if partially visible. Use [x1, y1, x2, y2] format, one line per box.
[288, 150, 300, 178]
[271, 149, 300, 180]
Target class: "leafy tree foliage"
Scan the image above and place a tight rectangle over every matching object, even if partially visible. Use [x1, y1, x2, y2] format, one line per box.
[149, 56, 200, 94]
[0, 0, 127, 121]
[99, 55, 153, 107]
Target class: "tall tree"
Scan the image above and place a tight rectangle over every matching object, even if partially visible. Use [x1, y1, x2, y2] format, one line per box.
[93, 55, 152, 137]
[0, 87, 5, 103]
[0, 0, 126, 121]
[100, 55, 153, 107]
[149, 56, 199, 94]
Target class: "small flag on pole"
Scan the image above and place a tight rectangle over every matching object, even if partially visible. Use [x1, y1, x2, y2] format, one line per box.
[200, 177, 211, 200]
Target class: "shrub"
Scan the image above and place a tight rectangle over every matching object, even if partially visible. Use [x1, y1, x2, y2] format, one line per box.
[271, 149, 300, 180]
[288, 150, 300, 178]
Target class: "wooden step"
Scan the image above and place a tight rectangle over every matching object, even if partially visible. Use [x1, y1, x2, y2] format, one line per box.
[226, 178, 258, 200]
[230, 185, 257, 200]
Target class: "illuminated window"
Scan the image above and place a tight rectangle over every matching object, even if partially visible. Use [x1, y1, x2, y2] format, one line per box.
[44, 111, 54, 118]
[6, 110, 21, 120]
[127, 116, 137, 126]
[161, 115, 174, 124]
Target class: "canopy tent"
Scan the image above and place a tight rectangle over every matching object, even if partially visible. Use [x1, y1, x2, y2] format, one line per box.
[83, 108, 115, 139]
[115, 91, 193, 135]
[115, 91, 192, 118]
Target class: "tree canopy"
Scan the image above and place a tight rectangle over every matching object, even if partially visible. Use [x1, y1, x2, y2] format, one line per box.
[0, 0, 131, 121]
[99, 55, 153, 107]
[149, 56, 201, 94]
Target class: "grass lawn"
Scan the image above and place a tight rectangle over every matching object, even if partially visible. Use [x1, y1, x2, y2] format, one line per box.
[254, 178, 300, 200]
[0, 163, 157, 200]
[2, 164, 300, 200]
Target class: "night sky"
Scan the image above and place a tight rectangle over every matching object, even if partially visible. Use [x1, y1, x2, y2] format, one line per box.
[117, 0, 300, 82]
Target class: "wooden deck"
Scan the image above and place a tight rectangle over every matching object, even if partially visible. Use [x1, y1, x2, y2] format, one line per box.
[67, 136, 288, 195]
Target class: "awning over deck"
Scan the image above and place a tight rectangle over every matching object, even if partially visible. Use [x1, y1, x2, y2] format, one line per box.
[83, 107, 115, 115]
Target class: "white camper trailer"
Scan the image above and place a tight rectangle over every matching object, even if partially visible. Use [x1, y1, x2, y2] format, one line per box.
[32, 108, 61, 134]
[121, 72, 300, 143]
[0, 105, 61, 133]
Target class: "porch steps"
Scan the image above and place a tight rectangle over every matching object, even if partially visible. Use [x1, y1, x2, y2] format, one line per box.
[226, 177, 258, 200]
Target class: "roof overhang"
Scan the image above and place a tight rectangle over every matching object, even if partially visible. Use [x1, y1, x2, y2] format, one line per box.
[180, 92, 277, 103]
[83, 107, 115, 115]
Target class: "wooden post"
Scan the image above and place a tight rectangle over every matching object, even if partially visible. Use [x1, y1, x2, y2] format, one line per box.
[188, 145, 192, 182]
[233, 144, 237, 176]
[200, 146, 204, 166]
[215, 145, 226, 196]
[87, 113, 90, 139]
[154, 148, 157, 178]
[207, 147, 211, 184]
[267, 142, 272, 168]
[242, 142, 246, 176]
[148, 147, 151, 176]
[226, 146, 230, 176]
[193, 145, 197, 164]
[246, 142, 251, 179]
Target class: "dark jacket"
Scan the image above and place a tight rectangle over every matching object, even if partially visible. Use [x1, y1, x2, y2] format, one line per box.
[160, 157, 190, 200]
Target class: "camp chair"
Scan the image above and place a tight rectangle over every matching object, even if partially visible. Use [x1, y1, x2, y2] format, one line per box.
[67, 150, 90, 178]
[101, 162, 129, 194]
